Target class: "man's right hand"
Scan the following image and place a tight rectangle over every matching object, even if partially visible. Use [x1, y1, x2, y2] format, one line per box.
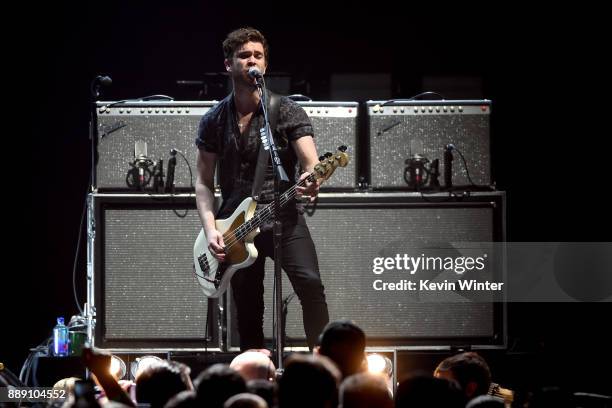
[206, 229, 226, 262]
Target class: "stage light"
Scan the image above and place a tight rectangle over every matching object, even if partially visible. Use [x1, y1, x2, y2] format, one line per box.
[367, 353, 393, 377]
[130, 355, 163, 379]
[110, 355, 127, 380]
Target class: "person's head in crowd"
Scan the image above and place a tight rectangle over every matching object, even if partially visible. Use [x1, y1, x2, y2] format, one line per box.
[223, 393, 268, 408]
[395, 373, 466, 408]
[194, 364, 247, 408]
[135, 360, 193, 408]
[465, 394, 505, 408]
[278, 354, 340, 408]
[339, 372, 393, 408]
[230, 351, 276, 382]
[433, 352, 492, 399]
[163, 390, 199, 408]
[247, 379, 278, 408]
[316, 320, 366, 379]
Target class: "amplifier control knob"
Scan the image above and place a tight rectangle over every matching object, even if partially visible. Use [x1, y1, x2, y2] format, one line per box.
[458, 106, 463, 112]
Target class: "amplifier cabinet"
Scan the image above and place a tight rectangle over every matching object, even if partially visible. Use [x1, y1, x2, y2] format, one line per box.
[367, 100, 491, 189]
[227, 191, 506, 349]
[88, 193, 219, 350]
[297, 101, 359, 189]
[95, 101, 216, 192]
[86, 191, 505, 350]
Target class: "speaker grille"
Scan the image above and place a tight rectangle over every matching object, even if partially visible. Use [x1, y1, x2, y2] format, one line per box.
[298, 102, 358, 189]
[92, 195, 216, 348]
[229, 192, 505, 348]
[368, 101, 491, 189]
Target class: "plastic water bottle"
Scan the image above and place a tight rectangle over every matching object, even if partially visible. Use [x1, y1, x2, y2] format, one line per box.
[53, 317, 69, 357]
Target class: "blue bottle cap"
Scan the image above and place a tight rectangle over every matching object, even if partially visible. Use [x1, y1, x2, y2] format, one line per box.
[57, 317, 64, 325]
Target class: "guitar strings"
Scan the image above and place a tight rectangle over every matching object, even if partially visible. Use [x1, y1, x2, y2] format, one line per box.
[220, 173, 315, 250]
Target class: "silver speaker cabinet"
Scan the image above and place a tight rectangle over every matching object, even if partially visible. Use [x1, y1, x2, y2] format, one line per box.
[87, 193, 220, 350]
[367, 100, 492, 189]
[95, 101, 216, 191]
[297, 101, 358, 189]
[227, 191, 506, 350]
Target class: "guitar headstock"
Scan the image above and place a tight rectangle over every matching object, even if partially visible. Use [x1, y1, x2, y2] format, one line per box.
[313, 145, 349, 182]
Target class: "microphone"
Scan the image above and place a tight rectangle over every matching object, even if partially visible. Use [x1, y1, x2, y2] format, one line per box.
[95, 75, 112, 86]
[444, 144, 454, 189]
[134, 141, 153, 188]
[165, 148, 177, 194]
[247, 67, 263, 80]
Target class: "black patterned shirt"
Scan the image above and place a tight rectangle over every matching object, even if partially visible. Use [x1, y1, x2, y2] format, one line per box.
[196, 92, 314, 229]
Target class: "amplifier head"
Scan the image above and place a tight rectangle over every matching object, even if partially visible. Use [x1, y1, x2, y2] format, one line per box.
[95, 101, 216, 191]
[367, 100, 491, 189]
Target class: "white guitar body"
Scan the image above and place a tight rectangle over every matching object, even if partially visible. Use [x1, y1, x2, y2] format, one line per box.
[193, 197, 260, 298]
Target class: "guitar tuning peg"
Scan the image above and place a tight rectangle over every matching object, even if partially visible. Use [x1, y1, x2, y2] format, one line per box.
[319, 155, 326, 161]
[325, 152, 333, 158]
[338, 145, 347, 152]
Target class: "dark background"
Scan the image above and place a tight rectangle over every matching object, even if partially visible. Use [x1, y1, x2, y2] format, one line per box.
[5, 1, 611, 397]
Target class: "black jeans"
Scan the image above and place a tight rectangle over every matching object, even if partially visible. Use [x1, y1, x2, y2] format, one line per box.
[231, 216, 329, 350]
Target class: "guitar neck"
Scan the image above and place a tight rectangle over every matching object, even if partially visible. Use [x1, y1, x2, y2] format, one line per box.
[240, 174, 316, 236]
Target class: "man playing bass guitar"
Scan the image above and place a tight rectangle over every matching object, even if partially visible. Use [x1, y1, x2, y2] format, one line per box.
[195, 27, 329, 351]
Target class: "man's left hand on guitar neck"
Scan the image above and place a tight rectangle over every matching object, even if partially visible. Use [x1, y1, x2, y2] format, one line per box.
[296, 171, 320, 202]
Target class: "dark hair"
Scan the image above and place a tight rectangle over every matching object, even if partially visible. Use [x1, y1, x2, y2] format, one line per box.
[278, 354, 340, 408]
[223, 27, 269, 62]
[395, 374, 466, 408]
[194, 364, 247, 408]
[340, 373, 393, 408]
[247, 379, 278, 408]
[135, 360, 192, 408]
[318, 320, 366, 378]
[164, 390, 199, 408]
[434, 352, 492, 397]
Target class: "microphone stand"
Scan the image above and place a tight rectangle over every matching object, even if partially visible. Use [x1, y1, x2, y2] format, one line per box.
[89, 80, 101, 192]
[255, 77, 289, 371]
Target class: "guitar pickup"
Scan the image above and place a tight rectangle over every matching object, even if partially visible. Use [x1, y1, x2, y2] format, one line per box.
[197, 253, 210, 274]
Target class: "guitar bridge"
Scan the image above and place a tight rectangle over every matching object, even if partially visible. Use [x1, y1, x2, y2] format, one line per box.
[215, 263, 228, 289]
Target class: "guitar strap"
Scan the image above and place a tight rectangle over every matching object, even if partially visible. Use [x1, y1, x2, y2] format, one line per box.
[251, 90, 281, 200]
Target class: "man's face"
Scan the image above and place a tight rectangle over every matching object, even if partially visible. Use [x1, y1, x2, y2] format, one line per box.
[225, 41, 267, 86]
